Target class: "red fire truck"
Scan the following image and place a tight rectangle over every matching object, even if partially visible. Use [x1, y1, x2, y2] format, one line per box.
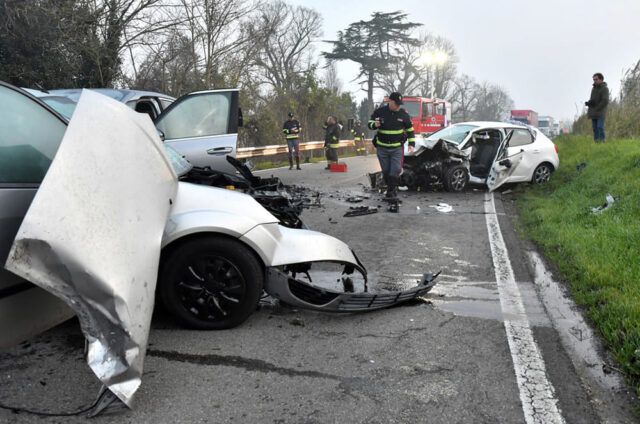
[383, 96, 451, 135]
[510, 109, 539, 127]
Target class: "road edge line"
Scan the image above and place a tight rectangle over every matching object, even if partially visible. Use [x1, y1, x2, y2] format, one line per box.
[484, 191, 565, 424]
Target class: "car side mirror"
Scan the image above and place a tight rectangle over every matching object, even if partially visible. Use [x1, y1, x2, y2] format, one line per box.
[499, 158, 512, 168]
[238, 108, 243, 128]
[157, 129, 165, 142]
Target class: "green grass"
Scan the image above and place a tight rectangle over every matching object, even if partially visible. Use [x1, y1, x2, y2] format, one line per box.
[516, 135, 640, 394]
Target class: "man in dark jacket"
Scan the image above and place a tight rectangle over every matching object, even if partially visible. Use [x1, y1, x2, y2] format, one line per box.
[324, 115, 340, 169]
[351, 120, 366, 155]
[586, 73, 610, 142]
[283, 112, 302, 169]
[368, 92, 415, 199]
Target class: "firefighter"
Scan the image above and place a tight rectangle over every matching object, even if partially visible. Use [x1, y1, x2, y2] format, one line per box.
[350, 120, 366, 156]
[324, 115, 341, 169]
[282, 112, 302, 170]
[368, 92, 415, 200]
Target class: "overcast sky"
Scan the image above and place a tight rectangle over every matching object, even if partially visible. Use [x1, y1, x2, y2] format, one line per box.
[287, 0, 640, 122]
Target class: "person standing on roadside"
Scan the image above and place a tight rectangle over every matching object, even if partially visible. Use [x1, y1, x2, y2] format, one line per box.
[368, 92, 415, 199]
[282, 112, 302, 170]
[351, 120, 367, 155]
[324, 115, 341, 169]
[585, 73, 609, 143]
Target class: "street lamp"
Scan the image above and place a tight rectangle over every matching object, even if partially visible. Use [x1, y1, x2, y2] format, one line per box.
[420, 50, 449, 67]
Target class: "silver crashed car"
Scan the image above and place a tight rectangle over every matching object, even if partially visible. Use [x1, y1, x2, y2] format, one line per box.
[1, 82, 436, 409]
[25, 87, 242, 175]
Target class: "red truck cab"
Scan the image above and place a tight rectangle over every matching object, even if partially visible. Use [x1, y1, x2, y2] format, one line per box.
[384, 96, 451, 135]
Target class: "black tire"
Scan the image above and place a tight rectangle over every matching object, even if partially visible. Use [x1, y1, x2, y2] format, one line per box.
[159, 236, 264, 330]
[531, 162, 553, 184]
[443, 165, 469, 192]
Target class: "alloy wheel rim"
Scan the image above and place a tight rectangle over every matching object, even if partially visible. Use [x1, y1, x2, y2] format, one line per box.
[176, 255, 246, 320]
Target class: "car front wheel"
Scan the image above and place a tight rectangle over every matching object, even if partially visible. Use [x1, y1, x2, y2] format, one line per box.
[443, 164, 469, 192]
[532, 163, 553, 184]
[159, 236, 264, 330]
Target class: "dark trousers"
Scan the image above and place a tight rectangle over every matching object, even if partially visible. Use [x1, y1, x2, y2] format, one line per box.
[591, 117, 605, 142]
[376, 146, 403, 193]
[325, 147, 338, 163]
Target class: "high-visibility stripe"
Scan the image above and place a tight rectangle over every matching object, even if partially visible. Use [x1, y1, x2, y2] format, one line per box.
[332, 136, 338, 141]
[328, 143, 340, 148]
[286, 135, 299, 139]
[354, 137, 362, 141]
[408, 138, 416, 142]
[378, 129, 404, 135]
[376, 141, 402, 148]
[406, 127, 414, 132]
[283, 129, 288, 133]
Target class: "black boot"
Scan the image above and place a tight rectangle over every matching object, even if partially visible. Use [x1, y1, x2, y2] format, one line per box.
[288, 157, 293, 170]
[296, 157, 301, 170]
[385, 176, 398, 199]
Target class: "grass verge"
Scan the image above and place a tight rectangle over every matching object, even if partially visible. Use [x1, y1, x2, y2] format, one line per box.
[516, 135, 640, 395]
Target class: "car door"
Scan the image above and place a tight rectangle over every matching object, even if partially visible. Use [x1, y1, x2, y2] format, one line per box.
[504, 127, 538, 182]
[0, 83, 73, 348]
[155, 89, 240, 175]
[486, 130, 525, 192]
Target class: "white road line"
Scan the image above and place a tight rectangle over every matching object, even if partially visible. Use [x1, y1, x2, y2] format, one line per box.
[484, 192, 565, 424]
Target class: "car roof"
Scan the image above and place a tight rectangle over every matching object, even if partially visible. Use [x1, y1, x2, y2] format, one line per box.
[457, 121, 529, 129]
[43, 88, 175, 104]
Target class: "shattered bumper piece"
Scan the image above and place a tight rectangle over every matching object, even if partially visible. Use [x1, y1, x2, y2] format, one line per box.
[265, 267, 437, 312]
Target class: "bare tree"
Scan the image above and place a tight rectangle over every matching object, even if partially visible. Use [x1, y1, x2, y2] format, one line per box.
[252, 0, 322, 93]
[374, 41, 423, 95]
[416, 33, 458, 99]
[178, 0, 261, 88]
[472, 82, 514, 121]
[450, 74, 480, 122]
[323, 61, 342, 94]
[374, 32, 457, 99]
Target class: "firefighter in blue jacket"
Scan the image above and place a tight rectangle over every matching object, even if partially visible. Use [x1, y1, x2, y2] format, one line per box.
[282, 112, 302, 170]
[368, 92, 415, 199]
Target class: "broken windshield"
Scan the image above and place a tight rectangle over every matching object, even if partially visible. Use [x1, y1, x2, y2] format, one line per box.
[424, 124, 478, 145]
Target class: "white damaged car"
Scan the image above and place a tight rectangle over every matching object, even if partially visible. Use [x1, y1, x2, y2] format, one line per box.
[1, 83, 436, 410]
[390, 121, 560, 192]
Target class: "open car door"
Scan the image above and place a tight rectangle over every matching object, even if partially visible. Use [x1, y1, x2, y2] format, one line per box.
[155, 89, 240, 175]
[486, 131, 525, 192]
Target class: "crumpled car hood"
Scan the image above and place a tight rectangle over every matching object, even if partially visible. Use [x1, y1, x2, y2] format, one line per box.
[4, 90, 177, 408]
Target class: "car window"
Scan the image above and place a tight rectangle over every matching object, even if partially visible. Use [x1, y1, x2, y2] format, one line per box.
[425, 124, 479, 145]
[0, 86, 66, 184]
[156, 92, 231, 140]
[508, 129, 534, 147]
[40, 96, 77, 119]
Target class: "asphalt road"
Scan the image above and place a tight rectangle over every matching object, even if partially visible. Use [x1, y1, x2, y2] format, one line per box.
[0, 155, 637, 423]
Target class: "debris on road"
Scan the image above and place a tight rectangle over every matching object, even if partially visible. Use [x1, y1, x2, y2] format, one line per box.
[344, 206, 378, 217]
[430, 203, 453, 213]
[576, 162, 588, 172]
[591, 194, 616, 214]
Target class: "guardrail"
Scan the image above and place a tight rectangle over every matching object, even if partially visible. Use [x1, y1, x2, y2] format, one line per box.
[236, 140, 359, 159]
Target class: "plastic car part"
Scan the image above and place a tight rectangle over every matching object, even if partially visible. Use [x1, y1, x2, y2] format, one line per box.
[344, 206, 378, 217]
[265, 264, 438, 312]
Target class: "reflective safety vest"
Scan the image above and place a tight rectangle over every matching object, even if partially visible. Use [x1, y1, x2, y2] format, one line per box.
[283, 119, 301, 139]
[351, 127, 365, 141]
[368, 105, 415, 148]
